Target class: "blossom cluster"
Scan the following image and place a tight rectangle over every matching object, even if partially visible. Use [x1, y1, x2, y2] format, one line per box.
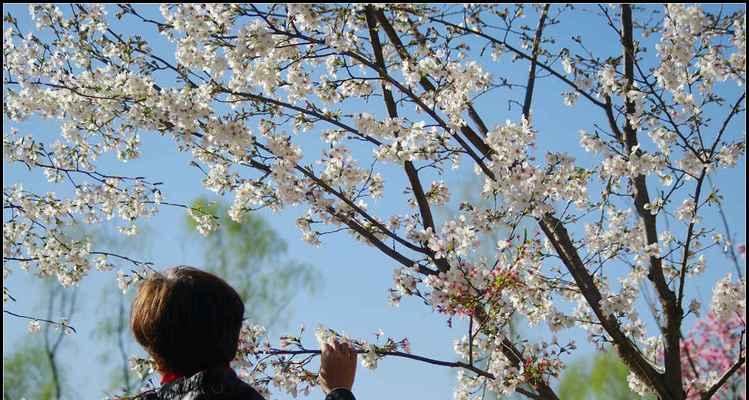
[227, 323, 411, 397]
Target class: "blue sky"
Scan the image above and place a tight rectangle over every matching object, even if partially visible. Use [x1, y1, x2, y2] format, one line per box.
[3, 4, 746, 399]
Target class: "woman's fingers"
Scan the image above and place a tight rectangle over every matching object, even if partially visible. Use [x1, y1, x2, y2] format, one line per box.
[319, 337, 358, 393]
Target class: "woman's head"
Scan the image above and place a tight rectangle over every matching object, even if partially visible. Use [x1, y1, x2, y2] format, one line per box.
[130, 266, 244, 376]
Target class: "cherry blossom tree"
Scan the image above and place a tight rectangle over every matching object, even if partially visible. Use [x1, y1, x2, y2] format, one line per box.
[3, 4, 746, 399]
[680, 313, 746, 399]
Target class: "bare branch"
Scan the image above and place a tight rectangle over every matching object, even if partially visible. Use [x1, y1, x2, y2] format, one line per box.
[522, 5, 551, 120]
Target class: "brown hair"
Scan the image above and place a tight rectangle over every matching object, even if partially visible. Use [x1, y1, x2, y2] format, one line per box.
[131, 266, 244, 376]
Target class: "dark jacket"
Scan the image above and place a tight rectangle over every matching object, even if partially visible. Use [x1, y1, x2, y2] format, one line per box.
[131, 366, 355, 400]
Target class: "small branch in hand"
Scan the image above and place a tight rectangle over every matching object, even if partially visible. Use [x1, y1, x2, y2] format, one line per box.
[265, 347, 494, 379]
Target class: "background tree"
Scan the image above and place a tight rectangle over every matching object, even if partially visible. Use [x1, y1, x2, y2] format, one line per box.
[679, 312, 746, 399]
[91, 203, 318, 398]
[4, 208, 316, 399]
[185, 197, 319, 329]
[558, 349, 656, 400]
[3, 279, 77, 400]
[3, 338, 60, 400]
[88, 221, 155, 398]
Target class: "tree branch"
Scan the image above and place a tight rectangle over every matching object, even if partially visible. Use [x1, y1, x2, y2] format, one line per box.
[621, 6, 681, 397]
[538, 214, 667, 395]
[522, 5, 550, 119]
[404, 17, 490, 136]
[266, 347, 548, 399]
[2, 310, 77, 333]
[365, 6, 450, 273]
[700, 350, 746, 400]
[424, 15, 608, 110]
[325, 204, 435, 276]
[373, 9, 494, 159]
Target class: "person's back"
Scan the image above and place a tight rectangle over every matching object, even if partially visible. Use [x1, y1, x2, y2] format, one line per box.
[131, 364, 263, 400]
[130, 365, 357, 400]
[128, 266, 357, 400]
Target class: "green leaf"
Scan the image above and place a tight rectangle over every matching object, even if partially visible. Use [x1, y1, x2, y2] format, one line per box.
[3, 337, 63, 400]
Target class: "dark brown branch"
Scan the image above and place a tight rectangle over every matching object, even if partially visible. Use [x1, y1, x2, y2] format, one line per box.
[248, 142, 429, 256]
[222, 88, 383, 147]
[538, 214, 667, 395]
[709, 92, 746, 158]
[700, 350, 746, 400]
[2, 310, 77, 333]
[676, 169, 707, 308]
[373, 9, 494, 159]
[256, 22, 497, 179]
[621, 6, 681, 397]
[267, 347, 546, 399]
[325, 205, 434, 276]
[522, 4, 550, 119]
[268, 347, 494, 378]
[425, 16, 607, 110]
[603, 96, 625, 144]
[405, 17, 490, 136]
[248, 148, 433, 273]
[468, 315, 474, 366]
[365, 6, 449, 273]
[294, 164, 429, 255]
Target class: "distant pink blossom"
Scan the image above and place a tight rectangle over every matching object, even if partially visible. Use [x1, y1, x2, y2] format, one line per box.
[680, 313, 746, 399]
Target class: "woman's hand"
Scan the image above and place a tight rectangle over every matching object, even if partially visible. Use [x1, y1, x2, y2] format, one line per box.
[318, 339, 357, 394]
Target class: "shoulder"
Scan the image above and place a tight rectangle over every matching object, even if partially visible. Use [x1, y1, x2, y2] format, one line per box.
[125, 390, 160, 400]
[326, 388, 356, 400]
[129, 385, 264, 400]
[212, 380, 266, 400]
[129, 367, 265, 400]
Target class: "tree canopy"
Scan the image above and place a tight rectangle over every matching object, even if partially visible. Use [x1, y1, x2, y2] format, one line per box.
[3, 4, 746, 400]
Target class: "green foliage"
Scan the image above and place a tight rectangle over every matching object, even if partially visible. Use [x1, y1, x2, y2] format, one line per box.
[75, 221, 152, 397]
[186, 197, 319, 328]
[3, 338, 59, 400]
[3, 200, 319, 400]
[557, 349, 656, 400]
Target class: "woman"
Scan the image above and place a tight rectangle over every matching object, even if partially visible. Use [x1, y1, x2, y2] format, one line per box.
[130, 266, 357, 400]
